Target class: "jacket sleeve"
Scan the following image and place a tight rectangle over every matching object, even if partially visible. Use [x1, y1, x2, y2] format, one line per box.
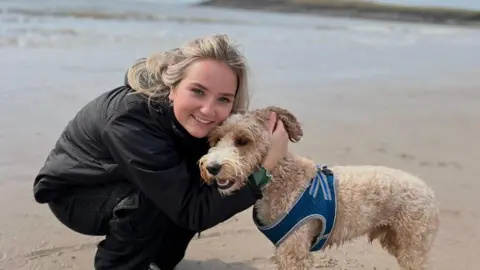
[101, 103, 261, 232]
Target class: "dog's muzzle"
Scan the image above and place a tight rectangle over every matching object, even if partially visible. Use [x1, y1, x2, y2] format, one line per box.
[206, 162, 222, 176]
[204, 161, 236, 190]
[215, 179, 235, 190]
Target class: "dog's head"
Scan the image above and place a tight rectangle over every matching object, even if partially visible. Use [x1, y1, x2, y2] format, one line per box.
[198, 106, 303, 195]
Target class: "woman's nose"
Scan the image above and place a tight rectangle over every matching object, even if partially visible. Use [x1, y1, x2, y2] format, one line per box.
[199, 100, 216, 117]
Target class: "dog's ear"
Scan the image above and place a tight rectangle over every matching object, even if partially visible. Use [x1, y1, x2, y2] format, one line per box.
[253, 106, 303, 143]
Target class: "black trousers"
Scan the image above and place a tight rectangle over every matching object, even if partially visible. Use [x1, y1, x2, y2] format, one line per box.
[48, 181, 195, 270]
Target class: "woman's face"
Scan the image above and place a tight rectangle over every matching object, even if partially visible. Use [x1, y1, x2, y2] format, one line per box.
[169, 58, 238, 138]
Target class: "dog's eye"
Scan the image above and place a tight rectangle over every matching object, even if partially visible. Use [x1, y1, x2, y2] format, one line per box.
[235, 138, 249, 146]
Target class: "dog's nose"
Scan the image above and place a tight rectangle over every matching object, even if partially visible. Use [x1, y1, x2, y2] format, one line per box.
[206, 162, 222, 175]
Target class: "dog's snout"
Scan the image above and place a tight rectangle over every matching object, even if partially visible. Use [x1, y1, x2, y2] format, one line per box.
[206, 162, 222, 175]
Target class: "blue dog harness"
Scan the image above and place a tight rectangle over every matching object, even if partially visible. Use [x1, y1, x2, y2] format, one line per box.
[252, 165, 337, 252]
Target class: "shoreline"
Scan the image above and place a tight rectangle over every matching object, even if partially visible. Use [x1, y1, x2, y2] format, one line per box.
[197, 0, 480, 27]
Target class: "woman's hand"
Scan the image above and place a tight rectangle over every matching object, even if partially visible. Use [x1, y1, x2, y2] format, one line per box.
[262, 111, 289, 171]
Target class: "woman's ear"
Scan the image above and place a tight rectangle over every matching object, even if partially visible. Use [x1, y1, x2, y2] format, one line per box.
[168, 87, 175, 101]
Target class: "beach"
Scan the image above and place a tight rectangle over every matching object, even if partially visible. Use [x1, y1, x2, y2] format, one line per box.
[1, 0, 480, 269]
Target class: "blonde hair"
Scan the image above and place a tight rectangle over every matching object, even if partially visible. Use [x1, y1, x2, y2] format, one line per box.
[126, 34, 250, 114]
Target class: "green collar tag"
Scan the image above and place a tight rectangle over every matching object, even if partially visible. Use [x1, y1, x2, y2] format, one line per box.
[249, 166, 272, 189]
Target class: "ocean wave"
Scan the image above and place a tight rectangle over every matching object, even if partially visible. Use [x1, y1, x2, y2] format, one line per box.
[0, 6, 355, 32]
[2, 4, 478, 49]
[0, 7, 249, 25]
[0, 30, 168, 48]
[0, 6, 347, 48]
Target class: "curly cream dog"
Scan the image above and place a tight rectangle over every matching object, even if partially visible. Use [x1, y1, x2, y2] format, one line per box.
[198, 106, 440, 270]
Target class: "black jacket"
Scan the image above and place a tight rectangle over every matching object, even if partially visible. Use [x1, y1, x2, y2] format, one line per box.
[33, 81, 262, 232]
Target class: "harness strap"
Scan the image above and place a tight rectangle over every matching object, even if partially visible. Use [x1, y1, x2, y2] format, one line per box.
[252, 165, 337, 252]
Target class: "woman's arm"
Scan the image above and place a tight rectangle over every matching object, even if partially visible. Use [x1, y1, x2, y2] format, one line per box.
[101, 102, 262, 232]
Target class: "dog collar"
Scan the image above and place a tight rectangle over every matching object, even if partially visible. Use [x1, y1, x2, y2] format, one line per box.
[248, 166, 272, 189]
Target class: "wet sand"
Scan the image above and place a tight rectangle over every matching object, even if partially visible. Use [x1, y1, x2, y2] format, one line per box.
[1, 1, 480, 269]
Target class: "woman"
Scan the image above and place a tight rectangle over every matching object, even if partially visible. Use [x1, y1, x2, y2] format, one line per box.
[33, 34, 289, 270]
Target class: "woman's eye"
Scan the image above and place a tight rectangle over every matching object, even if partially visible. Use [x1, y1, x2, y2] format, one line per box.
[192, 88, 204, 96]
[218, 97, 231, 103]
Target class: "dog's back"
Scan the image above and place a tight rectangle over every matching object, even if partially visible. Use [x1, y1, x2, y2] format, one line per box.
[327, 165, 440, 269]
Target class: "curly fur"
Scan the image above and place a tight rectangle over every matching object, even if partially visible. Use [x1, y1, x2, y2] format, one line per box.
[199, 106, 440, 270]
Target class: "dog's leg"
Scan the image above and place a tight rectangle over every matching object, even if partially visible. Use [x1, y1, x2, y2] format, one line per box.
[390, 213, 439, 270]
[273, 223, 315, 270]
[395, 229, 436, 270]
[368, 226, 400, 258]
[370, 225, 429, 270]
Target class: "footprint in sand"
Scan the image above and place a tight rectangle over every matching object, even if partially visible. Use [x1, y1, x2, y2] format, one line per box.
[24, 242, 97, 260]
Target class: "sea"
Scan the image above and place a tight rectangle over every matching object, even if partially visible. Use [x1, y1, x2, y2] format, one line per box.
[374, 0, 480, 10]
[1, 0, 480, 174]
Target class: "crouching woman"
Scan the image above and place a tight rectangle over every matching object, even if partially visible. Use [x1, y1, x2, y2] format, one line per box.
[33, 34, 289, 270]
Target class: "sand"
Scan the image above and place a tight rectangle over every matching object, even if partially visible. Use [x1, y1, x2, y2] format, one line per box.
[1, 1, 480, 268]
[1, 73, 479, 269]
